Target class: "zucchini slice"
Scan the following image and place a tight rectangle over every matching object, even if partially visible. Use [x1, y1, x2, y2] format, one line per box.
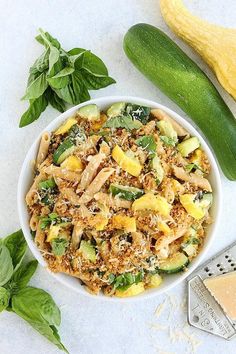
[77, 104, 100, 121]
[53, 139, 76, 165]
[158, 252, 189, 274]
[107, 102, 126, 117]
[109, 184, 144, 201]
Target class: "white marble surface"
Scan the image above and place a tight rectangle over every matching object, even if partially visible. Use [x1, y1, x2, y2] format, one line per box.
[1, 0, 236, 353]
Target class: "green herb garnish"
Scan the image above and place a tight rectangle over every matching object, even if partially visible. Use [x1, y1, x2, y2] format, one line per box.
[51, 238, 69, 256]
[185, 163, 205, 173]
[108, 271, 144, 291]
[160, 135, 176, 147]
[104, 115, 142, 131]
[38, 178, 56, 190]
[136, 135, 157, 157]
[0, 230, 67, 352]
[20, 28, 115, 127]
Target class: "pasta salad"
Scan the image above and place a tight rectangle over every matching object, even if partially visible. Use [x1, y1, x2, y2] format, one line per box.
[26, 102, 213, 297]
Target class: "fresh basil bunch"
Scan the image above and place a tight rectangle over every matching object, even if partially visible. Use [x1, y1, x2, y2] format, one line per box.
[0, 230, 67, 352]
[20, 28, 116, 127]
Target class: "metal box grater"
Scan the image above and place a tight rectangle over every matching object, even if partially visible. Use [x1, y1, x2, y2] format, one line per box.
[187, 241, 236, 340]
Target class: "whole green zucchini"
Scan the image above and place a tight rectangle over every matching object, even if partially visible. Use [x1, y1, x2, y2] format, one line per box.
[123, 23, 236, 180]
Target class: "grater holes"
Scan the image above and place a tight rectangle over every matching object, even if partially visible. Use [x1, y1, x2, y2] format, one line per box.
[204, 267, 210, 272]
[225, 255, 229, 259]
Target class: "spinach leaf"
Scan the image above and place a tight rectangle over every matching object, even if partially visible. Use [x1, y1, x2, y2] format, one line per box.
[3, 230, 27, 270]
[19, 94, 48, 127]
[136, 135, 157, 157]
[160, 135, 176, 147]
[12, 287, 68, 352]
[8, 260, 38, 293]
[0, 244, 13, 286]
[0, 287, 10, 312]
[22, 72, 48, 100]
[51, 239, 69, 256]
[104, 115, 142, 131]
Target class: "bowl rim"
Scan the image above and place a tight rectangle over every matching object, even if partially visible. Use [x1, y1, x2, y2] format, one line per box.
[17, 95, 222, 302]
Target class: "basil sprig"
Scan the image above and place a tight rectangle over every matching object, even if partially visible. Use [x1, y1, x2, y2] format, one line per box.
[0, 230, 67, 352]
[20, 29, 116, 127]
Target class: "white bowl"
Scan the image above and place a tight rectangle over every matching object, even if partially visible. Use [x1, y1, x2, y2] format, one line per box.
[18, 96, 222, 301]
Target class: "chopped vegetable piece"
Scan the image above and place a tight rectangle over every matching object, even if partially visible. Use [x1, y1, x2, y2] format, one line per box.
[79, 241, 96, 262]
[109, 184, 144, 201]
[112, 145, 142, 177]
[38, 178, 56, 190]
[54, 118, 77, 135]
[77, 104, 100, 121]
[159, 252, 189, 274]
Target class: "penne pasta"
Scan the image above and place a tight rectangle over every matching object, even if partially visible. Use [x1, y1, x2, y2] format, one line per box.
[78, 152, 106, 191]
[44, 165, 81, 183]
[94, 192, 131, 209]
[36, 132, 51, 167]
[26, 171, 47, 206]
[151, 109, 189, 137]
[78, 167, 115, 204]
[29, 214, 38, 231]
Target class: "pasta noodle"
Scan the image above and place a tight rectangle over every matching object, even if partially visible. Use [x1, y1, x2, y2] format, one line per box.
[78, 152, 106, 191]
[94, 192, 131, 209]
[36, 132, 51, 166]
[29, 214, 38, 231]
[44, 165, 81, 183]
[151, 109, 189, 137]
[26, 171, 47, 206]
[78, 168, 115, 204]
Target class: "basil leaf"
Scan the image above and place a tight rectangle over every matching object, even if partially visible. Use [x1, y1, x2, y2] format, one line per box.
[104, 115, 142, 131]
[32, 48, 50, 73]
[12, 287, 68, 352]
[48, 46, 60, 75]
[82, 51, 109, 76]
[81, 70, 116, 90]
[10, 260, 38, 292]
[185, 163, 205, 173]
[136, 135, 157, 157]
[22, 72, 48, 100]
[46, 89, 66, 113]
[27, 67, 42, 87]
[12, 287, 61, 326]
[160, 135, 176, 147]
[110, 272, 143, 290]
[51, 239, 69, 256]
[54, 85, 75, 105]
[68, 48, 87, 68]
[3, 230, 27, 270]
[72, 72, 90, 102]
[36, 29, 60, 49]
[0, 287, 10, 313]
[19, 94, 48, 127]
[126, 104, 150, 124]
[0, 244, 13, 286]
[47, 67, 74, 89]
